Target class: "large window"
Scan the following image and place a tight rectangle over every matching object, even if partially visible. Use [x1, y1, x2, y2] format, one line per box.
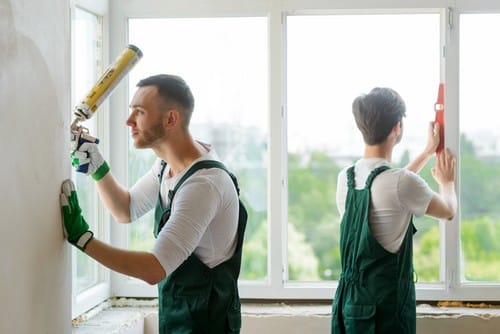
[101, 0, 500, 303]
[460, 13, 500, 283]
[286, 13, 441, 282]
[127, 17, 269, 281]
[73, 6, 102, 293]
[71, 1, 109, 318]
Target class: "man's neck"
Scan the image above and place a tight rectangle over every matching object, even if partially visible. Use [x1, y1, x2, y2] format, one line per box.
[364, 143, 393, 163]
[154, 132, 206, 175]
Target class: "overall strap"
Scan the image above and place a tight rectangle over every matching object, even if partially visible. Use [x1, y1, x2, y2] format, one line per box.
[346, 166, 355, 189]
[158, 160, 168, 180]
[157, 159, 238, 204]
[346, 165, 390, 190]
[155, 159, 243, 237]
[364, 165, 390, 189]
[157, 160, 168, 210]
[172, 160, 241, 197]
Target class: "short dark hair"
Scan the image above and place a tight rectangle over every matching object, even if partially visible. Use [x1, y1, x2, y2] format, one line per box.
[352, 87, 406, 145]
[137, 74, 195, 127]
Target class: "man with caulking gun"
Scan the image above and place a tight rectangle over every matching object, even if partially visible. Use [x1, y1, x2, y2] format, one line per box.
[61, 74, 247, 333]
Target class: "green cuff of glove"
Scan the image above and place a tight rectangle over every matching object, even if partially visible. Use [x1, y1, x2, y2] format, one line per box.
[91, 161, 110, 181]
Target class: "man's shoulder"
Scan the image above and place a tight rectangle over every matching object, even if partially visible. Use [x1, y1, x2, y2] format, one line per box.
[374, 167, 423, 182]
[186, 160, 235, 187]
[372, 168, 429, 196]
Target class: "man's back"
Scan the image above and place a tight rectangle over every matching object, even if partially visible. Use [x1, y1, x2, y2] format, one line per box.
[336, 157, 434, 253]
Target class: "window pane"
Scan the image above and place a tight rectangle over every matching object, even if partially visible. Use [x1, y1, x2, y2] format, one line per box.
[287, 14, 441, 282]
[128, 17, 269, 281]
[73, 7, 102, 292]
[460, 14, 500, 283]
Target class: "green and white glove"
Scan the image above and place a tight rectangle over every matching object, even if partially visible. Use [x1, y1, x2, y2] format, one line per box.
[71, 142, 110, 181]
[60, 179, 94, 251]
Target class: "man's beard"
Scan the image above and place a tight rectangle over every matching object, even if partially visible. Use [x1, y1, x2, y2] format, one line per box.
[133, 123, 165, 148]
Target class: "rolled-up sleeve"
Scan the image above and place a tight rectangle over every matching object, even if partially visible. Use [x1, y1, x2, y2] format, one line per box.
[151, 175, 222, 275]
[397, 170, 434, 217]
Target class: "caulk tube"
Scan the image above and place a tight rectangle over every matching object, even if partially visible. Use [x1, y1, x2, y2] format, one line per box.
[72, 44, 143, 173]
[74, 44, 143, 120]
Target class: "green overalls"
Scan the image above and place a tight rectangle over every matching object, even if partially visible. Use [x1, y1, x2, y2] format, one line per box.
[331, 166, 417, 334]
[154, 160, 248, 333]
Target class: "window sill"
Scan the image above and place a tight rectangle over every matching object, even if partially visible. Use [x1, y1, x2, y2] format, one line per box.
[73, 298, 500, 334]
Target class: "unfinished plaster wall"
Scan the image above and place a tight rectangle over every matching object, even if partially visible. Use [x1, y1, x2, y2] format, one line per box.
[0, 0, 71, 333]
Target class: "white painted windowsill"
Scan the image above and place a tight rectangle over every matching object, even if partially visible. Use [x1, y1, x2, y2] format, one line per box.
[72, 299, 500, 334]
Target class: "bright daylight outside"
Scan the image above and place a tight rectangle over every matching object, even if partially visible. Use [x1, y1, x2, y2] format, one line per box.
[122, 13, 500, 285]
[127, 17, 269, 281]
[459, 13, 500, 283]
[73, 6, 102, 293]
[286, 14, 442, 282]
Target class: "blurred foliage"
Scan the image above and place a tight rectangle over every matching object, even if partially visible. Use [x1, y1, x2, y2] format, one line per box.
[240, 215, 267, 280]
[287, 150, 341, 280]
[285, 133, 500, 283]
[287, 222, 320, 280]
[127, 132, 500, 283]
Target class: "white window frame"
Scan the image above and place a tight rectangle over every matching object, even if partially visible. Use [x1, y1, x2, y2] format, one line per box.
[70, 0, 111, 318]
[106, 0, 500, 302]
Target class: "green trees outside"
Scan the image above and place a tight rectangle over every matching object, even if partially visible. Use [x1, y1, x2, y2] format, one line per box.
[287, 151, 341, 280]
[128, 147, 157, 252]
[128, 132, 500, 283]
[410, 134, 500, 282]
[281, 133, 500, 282]
[459, 134, 500, 282]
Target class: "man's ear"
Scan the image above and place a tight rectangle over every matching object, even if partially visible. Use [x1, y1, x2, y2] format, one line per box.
[392, 121, 402, 136]
[163, 109, 180, 129]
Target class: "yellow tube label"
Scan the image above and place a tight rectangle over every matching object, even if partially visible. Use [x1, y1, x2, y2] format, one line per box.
[75, 45, 143, 119]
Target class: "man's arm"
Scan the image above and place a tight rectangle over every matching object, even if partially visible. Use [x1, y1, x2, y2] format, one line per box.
[426, 148, 457, 220]
[426, 184, 456, 220]
[405, 122, 440, 174]
[85, 238, 166, 285]
[96, 172, 131, 223]
[60, 179, 165, 284]
[72, 142, 132, 223]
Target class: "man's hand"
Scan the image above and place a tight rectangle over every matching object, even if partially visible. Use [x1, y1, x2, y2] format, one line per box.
[60, 179, 94, 251]
[423, 121, 440, 156]
[71, 142, 110, 181]
[432, 148, 456, 186]
[428, 148, 457, 220]
[405, 122, 441, 174]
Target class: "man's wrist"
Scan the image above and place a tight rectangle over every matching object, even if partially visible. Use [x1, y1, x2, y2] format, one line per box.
[75, 231, 94, 252]
[420, 149, 434, 159]
[91, 161, 110, 181]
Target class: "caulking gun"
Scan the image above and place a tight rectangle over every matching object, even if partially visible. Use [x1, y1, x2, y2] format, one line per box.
[70, 44, 143, 173]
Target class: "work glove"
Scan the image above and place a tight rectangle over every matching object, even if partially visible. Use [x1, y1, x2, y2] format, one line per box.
[60, 179, 94, 252]
[71, 142, 110, 181]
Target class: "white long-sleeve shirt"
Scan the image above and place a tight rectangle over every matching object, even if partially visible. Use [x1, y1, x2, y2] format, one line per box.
[129, 143, 239, 275]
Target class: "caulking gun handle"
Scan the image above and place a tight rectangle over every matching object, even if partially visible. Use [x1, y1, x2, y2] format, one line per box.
[75, 134, 100, 174]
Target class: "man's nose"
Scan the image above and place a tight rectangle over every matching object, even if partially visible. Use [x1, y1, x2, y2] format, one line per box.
[126, 114, 134, 126]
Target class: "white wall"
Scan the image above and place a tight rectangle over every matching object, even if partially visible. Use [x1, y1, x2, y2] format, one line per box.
[0, 0, 71, 333]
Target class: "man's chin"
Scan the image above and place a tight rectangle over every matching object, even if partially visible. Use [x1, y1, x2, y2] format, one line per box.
[132, 140, 149, 149]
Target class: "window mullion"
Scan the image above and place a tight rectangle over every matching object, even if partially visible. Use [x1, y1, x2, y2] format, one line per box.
[442, 5, 461, 295]
[268, 6, 287, 294]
